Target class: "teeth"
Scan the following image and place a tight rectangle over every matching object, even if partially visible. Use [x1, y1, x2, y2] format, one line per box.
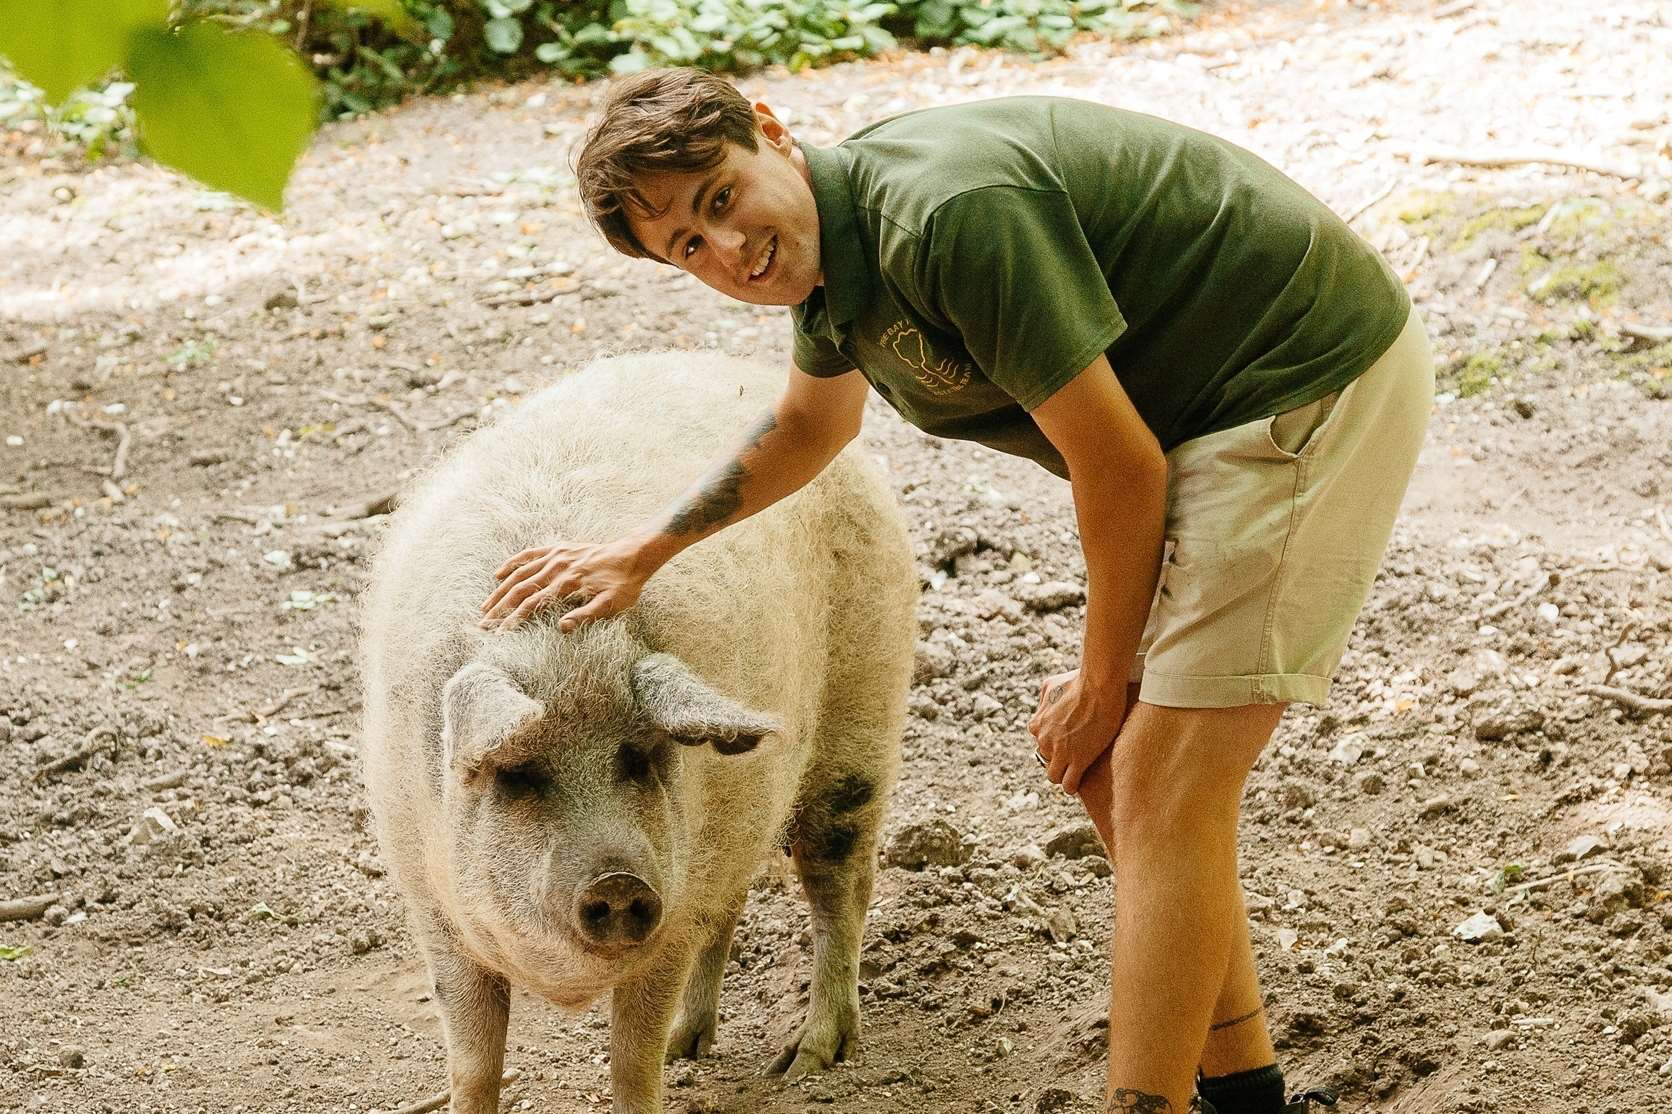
[750, 237, 775, 279]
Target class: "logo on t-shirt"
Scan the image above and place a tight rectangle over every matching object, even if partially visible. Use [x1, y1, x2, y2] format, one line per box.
[879, 321, 972, 397]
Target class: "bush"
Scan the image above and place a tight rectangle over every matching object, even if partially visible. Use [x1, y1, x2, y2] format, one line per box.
[4, 0, 1194, 153]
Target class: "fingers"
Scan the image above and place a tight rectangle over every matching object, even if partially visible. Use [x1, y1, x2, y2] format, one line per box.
[493, 545, 554, 580]
[1061, 761, 1085, 798]
[557, 592, 618, 632]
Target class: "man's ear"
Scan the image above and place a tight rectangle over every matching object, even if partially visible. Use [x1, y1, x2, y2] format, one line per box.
[631, 653, 781, 756]
[753, 101, 793, 151]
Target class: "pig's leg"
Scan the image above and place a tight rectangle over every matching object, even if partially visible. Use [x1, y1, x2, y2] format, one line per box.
[610, 941, 696, 1112]
[422, 935, 511, 1114]
[770, 773, 884, 1080]
[666, 897, 747, 1060]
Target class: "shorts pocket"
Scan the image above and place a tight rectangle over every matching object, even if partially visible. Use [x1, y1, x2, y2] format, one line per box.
[1266, 388, 1343, 458]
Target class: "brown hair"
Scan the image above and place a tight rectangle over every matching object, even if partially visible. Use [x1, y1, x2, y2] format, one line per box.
[574, 68, 760, 261]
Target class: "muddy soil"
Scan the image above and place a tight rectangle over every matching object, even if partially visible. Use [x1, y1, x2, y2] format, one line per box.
[3, 1, 1671, 1112]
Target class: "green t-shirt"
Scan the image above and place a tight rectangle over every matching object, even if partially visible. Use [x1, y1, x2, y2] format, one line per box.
[790, 97, 1411, 478]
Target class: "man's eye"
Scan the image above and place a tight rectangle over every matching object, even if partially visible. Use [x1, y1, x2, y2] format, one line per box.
[711, 186, 731, 212]
[683, 237, 702, 260]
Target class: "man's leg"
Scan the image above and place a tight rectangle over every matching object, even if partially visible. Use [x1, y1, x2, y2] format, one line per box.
[1094, 700, 1284, 1113]
[1076, 692, 1279, 1085]
[1199, 885, 1276, 1076]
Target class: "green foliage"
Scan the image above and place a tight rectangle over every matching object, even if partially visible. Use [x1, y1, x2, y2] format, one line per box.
[128, 23, 319, 211]
[3, 0, 1197, 184]
[0, 0, 166, 105]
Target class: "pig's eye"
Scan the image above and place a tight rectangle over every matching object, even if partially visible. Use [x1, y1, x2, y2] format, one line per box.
[493, 763, 547, 799]
[618, 745, 657, 787]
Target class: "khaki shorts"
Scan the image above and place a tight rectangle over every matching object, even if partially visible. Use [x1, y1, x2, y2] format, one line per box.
[1132, 307, 1435, 708]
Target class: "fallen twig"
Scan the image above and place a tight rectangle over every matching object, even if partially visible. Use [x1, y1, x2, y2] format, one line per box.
[370, 1069, 521, 1114]
[211, 510, 264, 526]
[1482, 571, 1550, 620]
[221, 687, 309, 725]
[32, 726, 118, 782]
[421, 407, 480, 433]
[1581, 684, 1672, 716]
[62, 407, 132, 480]
[482, 283, 581, 308]
[326, 490, 399, 519]
[1413, 147, 1641, 181]
[318, 390, 419, 432]
[1502, 859, 1627, 896]
[1341, 178, 1398, 225]
[0, 493, 53, 511]
[1433, 0, 1474, 17]
[1600, 622, 1637, 687]
[0, 893, 61, 923]
[6, 341, 48, 364]
[1620, 322, 1672, 346]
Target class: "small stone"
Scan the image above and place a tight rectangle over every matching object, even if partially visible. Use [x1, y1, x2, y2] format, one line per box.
[1353, 771, 1386, 796]
[263, 286, 299, 310]
[912, 640, 955, 683]
[973, 588, 1022, 620]
[57, 1046, 85, 1069]
[1419, 794, 1455, 818]
[884, 819, 971, 871]
[1328, 734, 1366, 764]
[1020, 580, 1085, 613]
[126, 806, 178, 846]
[971, 693, 1004, 720]
[1484, 1029, 1516, 1051]
[1556, 834, 1606, 864]
[1044, 824, 1106, 861]
[1454, 911, 1504, 942]
[1011, 845, 1047, 870]
[1347, 828, 1372, 851]
[1035, 1087, 1081, 1114]
[1042, 906, 1077, 943]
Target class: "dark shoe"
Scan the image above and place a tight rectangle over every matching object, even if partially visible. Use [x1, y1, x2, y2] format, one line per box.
[1283, 1088, 1338, 1112]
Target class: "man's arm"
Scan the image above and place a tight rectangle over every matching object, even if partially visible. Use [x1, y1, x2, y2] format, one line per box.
[1026, 352, 1168, 795]
[479, 364, 869, 630]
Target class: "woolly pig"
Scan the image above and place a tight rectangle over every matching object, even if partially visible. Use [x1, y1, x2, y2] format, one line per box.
[359, 352, 918, 1114]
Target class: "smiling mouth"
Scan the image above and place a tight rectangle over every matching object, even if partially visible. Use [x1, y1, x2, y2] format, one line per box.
[747, 235, 777, 283]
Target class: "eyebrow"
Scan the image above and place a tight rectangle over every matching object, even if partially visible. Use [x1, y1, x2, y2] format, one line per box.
[662, 171, 722, 262]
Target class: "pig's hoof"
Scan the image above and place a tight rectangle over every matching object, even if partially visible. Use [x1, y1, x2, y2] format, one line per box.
[665, 1012, 718, 1061]
[765, 1009, 857, 1081]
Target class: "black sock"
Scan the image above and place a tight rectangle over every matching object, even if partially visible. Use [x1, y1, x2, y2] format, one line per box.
[1198, 1064, 1286, 1114]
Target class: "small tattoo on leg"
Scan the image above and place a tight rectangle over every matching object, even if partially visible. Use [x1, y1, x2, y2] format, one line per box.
[1209, 1004, 1263, 1032]
[1104, 1089, 1172, 1113]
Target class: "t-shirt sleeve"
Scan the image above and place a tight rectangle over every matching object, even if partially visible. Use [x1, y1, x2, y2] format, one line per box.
[915, 186, 1126, 411]
[790, 321, 854, 378]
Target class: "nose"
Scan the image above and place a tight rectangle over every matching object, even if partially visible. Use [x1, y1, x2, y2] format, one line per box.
[709, 222, 747, 264]
[573, 872, 662, 948]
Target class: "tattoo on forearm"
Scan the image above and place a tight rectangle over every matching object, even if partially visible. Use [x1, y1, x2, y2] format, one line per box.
[1104, 1090, 1172, 1113]
[1210, 1005, 1263, 1032]
[666, 412, 778, 536]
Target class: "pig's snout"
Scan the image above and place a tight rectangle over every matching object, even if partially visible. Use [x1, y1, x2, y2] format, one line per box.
[574, 872, 663, 949]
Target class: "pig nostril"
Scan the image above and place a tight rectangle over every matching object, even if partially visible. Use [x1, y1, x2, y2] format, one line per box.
[575, 873, 661, 946]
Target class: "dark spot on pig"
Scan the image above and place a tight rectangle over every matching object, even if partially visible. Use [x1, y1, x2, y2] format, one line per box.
[827, 773, 875, 814]
[806, 823, 858, 864]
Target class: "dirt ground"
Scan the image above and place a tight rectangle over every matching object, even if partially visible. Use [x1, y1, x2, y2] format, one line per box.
[4, 0, 1672, 1111]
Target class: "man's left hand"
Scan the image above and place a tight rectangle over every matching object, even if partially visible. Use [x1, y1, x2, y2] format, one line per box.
[1028, 668, 1126, 797]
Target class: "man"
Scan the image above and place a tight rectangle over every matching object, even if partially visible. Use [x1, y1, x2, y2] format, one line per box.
[479, 67, 1432, 1114]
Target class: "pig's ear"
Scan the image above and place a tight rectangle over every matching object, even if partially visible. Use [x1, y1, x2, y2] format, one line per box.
[441, 662, 542, 773]
[631, 653, 781, 756]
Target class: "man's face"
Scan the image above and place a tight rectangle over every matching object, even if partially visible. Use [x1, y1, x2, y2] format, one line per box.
[624, 105, 822, 307]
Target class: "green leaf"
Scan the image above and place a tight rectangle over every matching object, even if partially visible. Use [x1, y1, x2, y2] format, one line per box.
[328, 0, 422, 39]
[0, 944, 32, 961]
[484, 17, 525, 54]
[127, 22, 319, 212]
[0, 0, 169, 106]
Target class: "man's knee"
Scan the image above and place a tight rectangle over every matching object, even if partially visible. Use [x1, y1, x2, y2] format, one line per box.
[1105, 702, 1285, 841]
